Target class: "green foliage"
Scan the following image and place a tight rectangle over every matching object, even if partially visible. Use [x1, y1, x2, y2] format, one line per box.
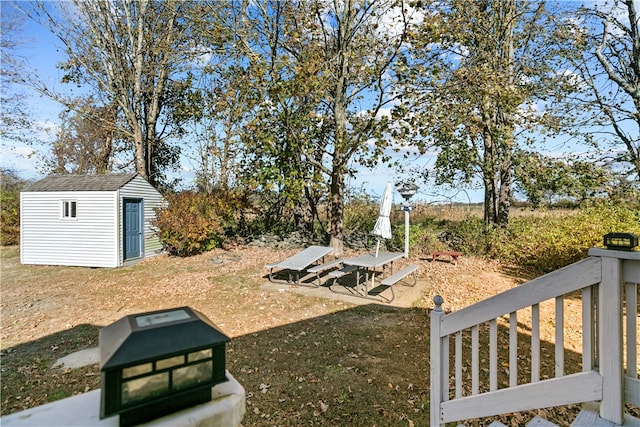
[343, 192, 378, 235]
[443, 203, 640, 273]
[442, 217, 498, 255]
[515, 152, 617, 207]
[398, 1, 586, 226]
[402, 201, 640, 273]
[238, 190, 305, 238]
[0, 169, 26, 246]
[153, 190, 241, 256]
[391, 219, 449, 256]
[493, 204, 640, 273]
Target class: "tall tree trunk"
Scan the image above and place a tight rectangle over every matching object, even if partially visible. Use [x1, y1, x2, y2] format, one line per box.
[145, 120, 157, 186]
[497, 166, 511, 226]
[496, 0, 515, 227]
[482, 107, 498, 225]
[328, 1, 352, 256]
[331, 67, 347, 255]
[97, 135, 113, 174]
[329, 168, 345, 256]
[96, 104, 117, 173]
[134, 127, 146, 180]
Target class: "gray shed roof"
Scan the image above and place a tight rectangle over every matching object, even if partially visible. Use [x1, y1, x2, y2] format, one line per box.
[24, 173, 140, 192]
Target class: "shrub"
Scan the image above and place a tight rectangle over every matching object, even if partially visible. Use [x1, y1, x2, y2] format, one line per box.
[0, 189, 20, 246]
[344, 193, 378, 236]
[153, 190, 242, 256]
[0, 170, 26, 246]
[442, 217, 498, 255]
[494, 203, 640, 273]
[432, 202, 639, 273]
[392, 222, 449, 256]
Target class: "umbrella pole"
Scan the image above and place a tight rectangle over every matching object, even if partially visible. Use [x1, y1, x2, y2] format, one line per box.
[375, 239, 380, 257]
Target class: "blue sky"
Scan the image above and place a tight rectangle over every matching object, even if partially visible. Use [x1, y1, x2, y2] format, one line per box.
[1, 2, 62, 177]
[0, 1, 449, 204]
[2, 1, 633, 205]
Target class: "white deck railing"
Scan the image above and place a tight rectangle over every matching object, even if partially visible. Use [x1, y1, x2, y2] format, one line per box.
[430, 248, 640, 426]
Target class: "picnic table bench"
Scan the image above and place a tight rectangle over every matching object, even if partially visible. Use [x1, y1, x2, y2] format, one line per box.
[380, 264, 418, 287]
[327, 252, 415, 303]
[327, 265, 358, 282]
[265, 245, 333, 287]
[307, 258, 344, 286]
[430, 251, 462, 265]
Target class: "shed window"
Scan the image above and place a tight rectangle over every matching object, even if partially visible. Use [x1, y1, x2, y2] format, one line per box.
[62, 201, 77, 219]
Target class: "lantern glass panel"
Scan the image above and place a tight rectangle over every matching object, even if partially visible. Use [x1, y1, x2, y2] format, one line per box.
[188, 348, 212, 362]
[173, 361, 213, 390]
[609, 237, 629, 246]
[122, 372, 169, 405]
[156, 355, 184, 370]
[122, 362, 153, 379]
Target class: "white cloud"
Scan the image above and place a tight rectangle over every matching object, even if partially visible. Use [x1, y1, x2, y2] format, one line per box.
[379, 3, 426, 39]
[0, 142, 44, 178]
[31, 119, 59, 141]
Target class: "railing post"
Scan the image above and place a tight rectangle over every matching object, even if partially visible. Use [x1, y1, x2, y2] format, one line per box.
[430, 295, 445, 427]
[597, 254, 624, 425]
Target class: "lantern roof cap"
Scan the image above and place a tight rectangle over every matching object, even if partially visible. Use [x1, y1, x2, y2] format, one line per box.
[99, 306, 230, 370]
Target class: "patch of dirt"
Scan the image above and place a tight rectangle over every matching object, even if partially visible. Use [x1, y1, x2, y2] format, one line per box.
[0, 245, 597, 425]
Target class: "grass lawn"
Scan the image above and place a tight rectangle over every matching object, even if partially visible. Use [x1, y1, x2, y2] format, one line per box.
[0, 245, 591, 426]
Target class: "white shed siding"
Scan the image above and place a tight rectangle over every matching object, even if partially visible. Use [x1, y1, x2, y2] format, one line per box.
[118, 175, 165, 262]
[20, 191, 119, 267]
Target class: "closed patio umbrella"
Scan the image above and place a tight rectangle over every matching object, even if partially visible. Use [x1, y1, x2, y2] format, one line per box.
[372, 182, 393, 257]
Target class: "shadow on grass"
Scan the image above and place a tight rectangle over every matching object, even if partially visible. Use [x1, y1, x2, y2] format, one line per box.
[1, 324, 101, 414]
[1, 304, 588, 426]
[262, 269, 320, 287]
[227, 304, 430, 426]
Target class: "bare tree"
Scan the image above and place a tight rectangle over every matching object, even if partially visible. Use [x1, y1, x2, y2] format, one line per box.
[24, 0, 193, 185]
[0, 6, 32, 145]
[45, 99, 119, 174]
[570, 0, 640, 180]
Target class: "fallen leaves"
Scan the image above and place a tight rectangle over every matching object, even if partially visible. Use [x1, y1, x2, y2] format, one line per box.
[1, 245, 603, 426]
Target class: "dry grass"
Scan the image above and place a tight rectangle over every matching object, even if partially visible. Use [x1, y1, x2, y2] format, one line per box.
[0, 244, 606, 426]
[405, 203, 579, 223]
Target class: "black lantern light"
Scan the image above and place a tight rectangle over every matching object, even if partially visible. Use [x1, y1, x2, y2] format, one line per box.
[99, 306, 230, 426]
[603, 233, 639, 251]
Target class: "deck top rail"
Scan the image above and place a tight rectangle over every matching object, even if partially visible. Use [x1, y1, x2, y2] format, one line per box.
[430, 249, 640, 426]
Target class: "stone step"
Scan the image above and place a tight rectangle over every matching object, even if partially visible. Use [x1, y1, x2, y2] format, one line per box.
[571, 401, 640, 427]
[459, 416, 558, 427]
[528, 416, 559, 427]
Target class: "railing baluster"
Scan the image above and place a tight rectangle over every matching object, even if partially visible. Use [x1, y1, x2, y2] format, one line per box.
[582, 286, 594, 372]
[472, 325, 479, 395]
[490, 318, 497, 391]
[430, 296, 444, 427]
[555, 296, 564, 377]
[510, 311, 517, 387]
[456, 330, 462, 398]
[625, 282, 637, 379]
[532, 303, 540, 382]
[599, 256, 624, 424]
[443, 334, 450, 402]
[430, 251, 638, 426]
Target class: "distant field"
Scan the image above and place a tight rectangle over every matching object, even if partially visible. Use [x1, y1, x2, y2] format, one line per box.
[405, 203, 578, 223]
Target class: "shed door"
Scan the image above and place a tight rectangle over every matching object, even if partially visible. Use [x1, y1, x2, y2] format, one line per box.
[123, 198, 143, 260]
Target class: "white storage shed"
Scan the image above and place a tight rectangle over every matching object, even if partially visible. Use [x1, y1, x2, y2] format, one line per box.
[20, 173, 166, 268]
